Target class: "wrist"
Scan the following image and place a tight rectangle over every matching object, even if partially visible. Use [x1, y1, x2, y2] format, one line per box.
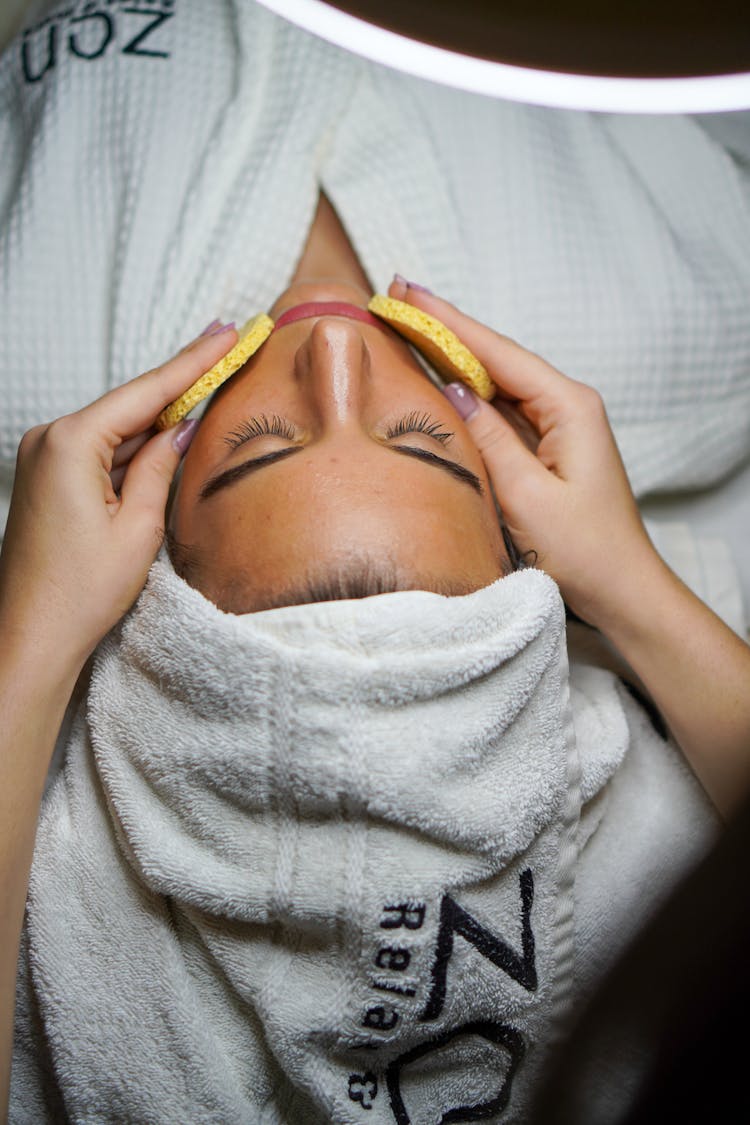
[571, 541, 677, 645]
[0, 603, 87, 698]
[574, 538, 750, 818]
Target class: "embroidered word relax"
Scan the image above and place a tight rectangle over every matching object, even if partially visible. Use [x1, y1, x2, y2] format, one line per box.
[347, 869, 537, 1122]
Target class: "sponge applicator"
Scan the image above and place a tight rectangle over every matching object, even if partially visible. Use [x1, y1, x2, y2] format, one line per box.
[367, 294, 495, 401]
[155, 314, 275, 430]
[155, 296, 495, 429]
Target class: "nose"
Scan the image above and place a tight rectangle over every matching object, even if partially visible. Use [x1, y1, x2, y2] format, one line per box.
[297, 318, 372, 426]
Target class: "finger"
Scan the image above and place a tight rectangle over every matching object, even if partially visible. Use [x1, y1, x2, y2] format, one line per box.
[387, 278, 582, 432]
[178, 320, 221, 351]
[109, 464, 127, 494]
[75, 325, 237, 440]
[112, 429, 153, 469]
[117, 419, 198, 533]
[494, 399, 540, 455]
[443, 382, 550, 499]
[109, 428, 160, 491]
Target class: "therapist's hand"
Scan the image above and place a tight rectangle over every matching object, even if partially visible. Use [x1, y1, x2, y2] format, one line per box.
[0, 324, 237, 676]
[388, 278, 655, 628]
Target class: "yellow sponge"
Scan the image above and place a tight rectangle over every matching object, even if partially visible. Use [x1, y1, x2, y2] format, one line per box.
[367, 295, 495, 401]
[156, 314, 275, 430]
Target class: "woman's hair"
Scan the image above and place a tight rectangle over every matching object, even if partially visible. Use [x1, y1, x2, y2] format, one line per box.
[500, 520, 534, 573]
[165, 509, 532, 613]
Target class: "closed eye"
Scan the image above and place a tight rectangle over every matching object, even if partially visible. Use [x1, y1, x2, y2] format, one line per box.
[383, 411, 454, 446]
[224, 414, 297, 449]
[222, 410, 454, 454]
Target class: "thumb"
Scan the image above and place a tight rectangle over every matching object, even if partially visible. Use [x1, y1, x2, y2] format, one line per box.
[443, 383, 548, 505]
[118, 418, 197, 532]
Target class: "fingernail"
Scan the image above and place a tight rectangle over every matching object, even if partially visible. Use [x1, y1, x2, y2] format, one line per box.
[443, 381, 479, 421]
[392, 273, 433, 295]
[208, 320, 235, 336]
[172, 418, 199, 455]
[199, 319, 222, 336]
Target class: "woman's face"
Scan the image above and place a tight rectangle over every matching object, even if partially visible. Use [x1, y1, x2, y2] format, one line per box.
[170, 280, 508, 611]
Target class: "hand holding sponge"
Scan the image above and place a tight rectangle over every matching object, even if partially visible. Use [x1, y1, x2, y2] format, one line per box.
[155, 295, 493, 430]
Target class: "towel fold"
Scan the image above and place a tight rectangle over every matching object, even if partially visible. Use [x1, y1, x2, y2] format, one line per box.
[11, 557, 716, 1122]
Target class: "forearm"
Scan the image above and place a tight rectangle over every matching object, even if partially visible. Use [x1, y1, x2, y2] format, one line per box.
[589, 546, 750, 820]
[0, 622, 81, 1121]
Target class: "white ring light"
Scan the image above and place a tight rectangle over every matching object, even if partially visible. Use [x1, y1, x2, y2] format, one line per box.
[256, 0, 750, 113]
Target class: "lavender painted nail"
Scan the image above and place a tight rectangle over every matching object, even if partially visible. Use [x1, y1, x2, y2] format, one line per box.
[443, 382, 479, 421]
[392, 273, 433, 295]
[199, 319, 222, 336]
[208, 320, 235, 336]
[172, 418, 199, 455]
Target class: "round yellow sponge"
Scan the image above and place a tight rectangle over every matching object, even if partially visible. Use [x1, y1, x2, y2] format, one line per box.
[155, 314, 275, 431]
[367, 295, 495, 401]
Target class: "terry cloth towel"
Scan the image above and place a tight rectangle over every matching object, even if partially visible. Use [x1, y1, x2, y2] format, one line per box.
[2, 0, 750, 535]
[11, 559, 716, 1123]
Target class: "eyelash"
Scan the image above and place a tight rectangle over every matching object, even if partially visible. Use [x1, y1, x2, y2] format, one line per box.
[224, 410, 454, 449]
[384, 411, 454, 445]
[224, 414, 297, 448]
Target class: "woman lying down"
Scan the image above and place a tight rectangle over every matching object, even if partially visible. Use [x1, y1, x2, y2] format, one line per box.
[2, 276, 750, 1124]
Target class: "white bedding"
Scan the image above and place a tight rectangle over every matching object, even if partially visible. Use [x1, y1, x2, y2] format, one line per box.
[642, 459, 750, 637]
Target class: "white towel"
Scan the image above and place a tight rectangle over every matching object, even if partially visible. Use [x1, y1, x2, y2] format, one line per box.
[11, 557, 717, 1123]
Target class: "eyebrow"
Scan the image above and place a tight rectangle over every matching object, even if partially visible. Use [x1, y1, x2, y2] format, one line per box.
[198, 443, 484, 501]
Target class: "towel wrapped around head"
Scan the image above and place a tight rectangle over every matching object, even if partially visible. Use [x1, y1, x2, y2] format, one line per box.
[11, 555, 716, 1123]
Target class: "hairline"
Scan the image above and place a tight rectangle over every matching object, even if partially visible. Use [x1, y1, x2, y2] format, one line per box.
[164, 529, 514, 613]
